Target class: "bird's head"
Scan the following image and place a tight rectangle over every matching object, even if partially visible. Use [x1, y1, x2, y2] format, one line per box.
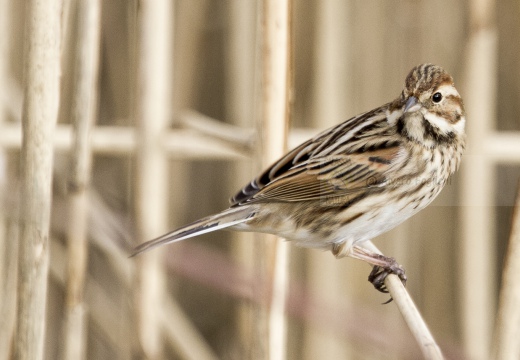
[391, 64, 466, 147]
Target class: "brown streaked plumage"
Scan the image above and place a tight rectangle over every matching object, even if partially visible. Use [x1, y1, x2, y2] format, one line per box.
[132, 64, 466, 294]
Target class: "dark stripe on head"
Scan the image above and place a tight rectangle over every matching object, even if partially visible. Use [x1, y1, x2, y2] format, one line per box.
[405, 64, 453, 95]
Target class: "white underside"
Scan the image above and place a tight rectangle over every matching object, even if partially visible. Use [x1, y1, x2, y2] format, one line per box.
[234, 188, 437, 253]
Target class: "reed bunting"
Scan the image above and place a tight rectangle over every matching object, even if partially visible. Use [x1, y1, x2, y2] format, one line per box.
[132, 64, 466, 293]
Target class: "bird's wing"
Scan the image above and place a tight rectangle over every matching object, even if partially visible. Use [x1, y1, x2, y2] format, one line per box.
[248, 146, 401, 203]
[231, 107, 403, 205]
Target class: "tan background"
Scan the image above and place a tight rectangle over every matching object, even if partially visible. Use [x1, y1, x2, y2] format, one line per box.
[1, 0, 519, 359]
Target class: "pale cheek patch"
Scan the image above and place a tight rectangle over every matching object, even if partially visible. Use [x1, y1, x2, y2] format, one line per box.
[406, 114, 426, 140]
[424, 111, 458, 134]
[453, 116, 465, 134]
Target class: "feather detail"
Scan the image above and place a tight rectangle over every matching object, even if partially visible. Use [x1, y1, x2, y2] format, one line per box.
[248, 145, 401, 203]
[230, 109, 397, 206]
[130, 207, 255, 257]
[233, 132, 402, 204]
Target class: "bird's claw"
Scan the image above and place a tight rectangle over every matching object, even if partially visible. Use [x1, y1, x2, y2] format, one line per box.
[368, 258, 407, 304]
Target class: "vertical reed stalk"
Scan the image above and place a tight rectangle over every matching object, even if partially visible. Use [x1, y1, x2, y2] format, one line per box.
[492, 183, 520, 359]
[14, 0, 61, 359]
[63, 0, 101, 359]
[0, 0, 17, 358]
[258, 0, 292, 359]
[460, 0, 497, 357]
[305, 1, 351, 358]
[133, 0, 172, 357]
[225, 1, 258, 356]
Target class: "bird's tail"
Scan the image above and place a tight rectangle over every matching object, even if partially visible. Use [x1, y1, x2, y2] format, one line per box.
[130, 207, 255, 257]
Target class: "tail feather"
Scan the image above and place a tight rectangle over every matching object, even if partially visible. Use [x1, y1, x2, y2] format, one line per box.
[130, 207, 255, 257]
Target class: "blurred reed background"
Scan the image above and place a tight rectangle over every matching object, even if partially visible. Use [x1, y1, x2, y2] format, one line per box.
[1, 0, 520, 359]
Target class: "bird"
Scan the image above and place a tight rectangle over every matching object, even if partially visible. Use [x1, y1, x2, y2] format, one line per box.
[132, 63, 466, 293]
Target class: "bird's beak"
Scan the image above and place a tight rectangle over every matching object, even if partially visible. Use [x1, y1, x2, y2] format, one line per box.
[404, 96, 421, 113]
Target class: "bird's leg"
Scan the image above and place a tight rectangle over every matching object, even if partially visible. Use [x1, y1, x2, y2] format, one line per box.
[333, 243, 407, 294]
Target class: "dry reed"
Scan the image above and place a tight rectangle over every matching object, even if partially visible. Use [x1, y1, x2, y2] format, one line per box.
[15, 0, 61, 358]
[460, 0, 498, 357]
[62, 0, 101, 359]
[256, 1, 293, 359]
[492, 183, 520, 359]
[132, 0, 172, 357]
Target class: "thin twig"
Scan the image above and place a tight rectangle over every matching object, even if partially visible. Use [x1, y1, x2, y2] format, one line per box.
[363, 241, 444, 360]
[177, 109, 255, 149]
[492, 181, 520, 359]
[15, 0, 61, 358]
[2, 122, 520, 164]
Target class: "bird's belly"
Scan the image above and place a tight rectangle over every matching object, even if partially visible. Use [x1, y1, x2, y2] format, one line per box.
[234, 189, 437, 252]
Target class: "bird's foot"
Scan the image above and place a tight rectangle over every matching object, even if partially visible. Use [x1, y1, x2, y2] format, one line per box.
[341, 245, 408, 304]
[368, 256, 407, 303]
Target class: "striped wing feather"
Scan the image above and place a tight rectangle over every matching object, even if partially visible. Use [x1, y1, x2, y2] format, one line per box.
[249, 147, 400, 203]
[231, 107, 403, 206]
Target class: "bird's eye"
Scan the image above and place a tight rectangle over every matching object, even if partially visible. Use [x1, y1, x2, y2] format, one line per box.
[432, 92, 443, 103]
